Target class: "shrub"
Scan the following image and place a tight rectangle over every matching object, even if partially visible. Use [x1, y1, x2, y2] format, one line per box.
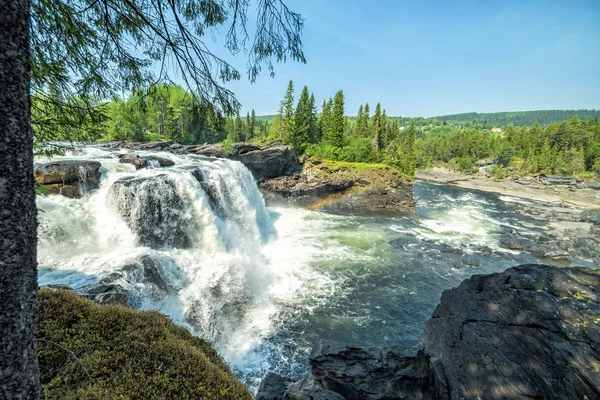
[38, 289, 252, 400]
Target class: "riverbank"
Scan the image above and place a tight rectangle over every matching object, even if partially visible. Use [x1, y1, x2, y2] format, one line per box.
[416, 167, 600, 210]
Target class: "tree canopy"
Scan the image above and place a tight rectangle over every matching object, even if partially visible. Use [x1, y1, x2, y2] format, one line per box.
[31, 0, 306, 153]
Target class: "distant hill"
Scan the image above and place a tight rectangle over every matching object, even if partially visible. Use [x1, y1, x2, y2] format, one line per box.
[255, 109, 600, 127]
[430, 109, 600, 127]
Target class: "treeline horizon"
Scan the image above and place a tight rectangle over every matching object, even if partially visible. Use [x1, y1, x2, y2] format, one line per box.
[38, 82, 600, 177]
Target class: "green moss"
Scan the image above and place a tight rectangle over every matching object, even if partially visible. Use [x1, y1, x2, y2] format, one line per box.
[36, 185, 52, 196]
[38, 289, 252, 400]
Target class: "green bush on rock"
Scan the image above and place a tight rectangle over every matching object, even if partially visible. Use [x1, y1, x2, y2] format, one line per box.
[38, 288, 252, 399]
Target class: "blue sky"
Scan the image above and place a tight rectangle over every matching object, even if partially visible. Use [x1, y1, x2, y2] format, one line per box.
[206, 0, 600, 117]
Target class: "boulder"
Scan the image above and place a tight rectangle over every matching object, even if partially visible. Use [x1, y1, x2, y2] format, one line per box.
[119, 153, 175, 169]
[231, 145, 301, 180]
[259, 265, 600, 400]
[309, 342, 433, 400]
[420, 264, 600, 400]
[78, 254, 181, 306]
[34, 160, 101, 198]
[34, 160, 101, 185]
[107, 174, 196, 248]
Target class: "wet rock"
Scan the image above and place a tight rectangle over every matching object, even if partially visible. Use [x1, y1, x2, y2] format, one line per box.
[256, 373, 294, 400]
[138, 140, 173, 150]
[310, 342, 434, 400]
[34, 160, 101, 185]
[421, 264, 600, 400]
[178, 165, 226, 218]
[499, 235, 524, 250]
[78, 255, 181, 306]
[80, 283, 129, 306]
[119, 153, 147, 169]
[119, 153, 175, 169]
[107, 174, 196, 248]
[34, 160, 101, 198]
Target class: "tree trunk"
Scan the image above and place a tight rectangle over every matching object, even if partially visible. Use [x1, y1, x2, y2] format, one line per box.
[0, 0, 41, 398]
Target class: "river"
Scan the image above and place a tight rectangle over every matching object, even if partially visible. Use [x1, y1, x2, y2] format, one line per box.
[35, 146, 591, 390]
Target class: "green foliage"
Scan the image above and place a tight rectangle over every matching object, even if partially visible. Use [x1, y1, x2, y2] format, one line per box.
[329, 90, 345, 148]
[432, 110, 600, 127]
[31, 0, 305, 153]
[38, 289, 252, 399]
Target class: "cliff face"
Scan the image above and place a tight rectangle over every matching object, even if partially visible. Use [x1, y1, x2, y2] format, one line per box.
[257, 264, 600, 400]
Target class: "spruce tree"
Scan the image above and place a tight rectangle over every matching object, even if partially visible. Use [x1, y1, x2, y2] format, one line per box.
[372, 103, 382, 152]
[355, 105, 368, 138]
[281, 80, 295, 144]
[402, 122, 417, 176]
[250, 109, 256, 141]
[380, 109, 388, 150]
[292, 86, 311, 150]
[245, 112, 251, 141]
[330, 90, 345, 148]
[308, 93, 319, 143]
[321, 98, 333, 144]
[364, 103, 371, 137]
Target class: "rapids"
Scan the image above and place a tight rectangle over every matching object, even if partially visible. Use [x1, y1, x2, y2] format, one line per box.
[36, 146, 592, 390]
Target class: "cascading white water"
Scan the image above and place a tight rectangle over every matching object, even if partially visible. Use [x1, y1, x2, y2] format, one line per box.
[36, 147, 333, 387]
[38, 147, 583, 391]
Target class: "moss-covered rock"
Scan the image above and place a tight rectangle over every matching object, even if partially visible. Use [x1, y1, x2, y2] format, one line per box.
[38, 288, 252, 399]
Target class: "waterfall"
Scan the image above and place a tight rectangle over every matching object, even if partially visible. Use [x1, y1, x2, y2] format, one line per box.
[37, 147, 282, 352]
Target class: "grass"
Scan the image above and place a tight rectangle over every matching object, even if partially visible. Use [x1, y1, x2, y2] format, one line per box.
[38, 289, 252, 400]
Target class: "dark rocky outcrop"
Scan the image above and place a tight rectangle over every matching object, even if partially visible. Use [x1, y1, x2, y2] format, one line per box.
[260, 159, 414, 213]
[231, 144, 302, 180]
[186, 143, 228, 158]
[537, 174, 580, 186]
[258, 264, 600, 400]
[107, 174, 196, 248]
[79, 254, 178, 306]
[34, 160, 101, 198]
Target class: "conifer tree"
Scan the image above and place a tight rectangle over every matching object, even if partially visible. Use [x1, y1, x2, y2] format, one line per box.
[292, 86, 311, 150]
[355, 105, 368, 138]
[321, 98, 333, 143]
[281, 80, 295, 144]
[249, 109, 256, 140]
[308, 93, 320, 143]
[245, 112, 251, 141]
[364, 103, 371, 137]
[381, 110, 388, 149]
[330, 90, 345, 148]
[389, 120, 400, 144]
[372, 103, 383, 152]
[402, 122, 417, 176]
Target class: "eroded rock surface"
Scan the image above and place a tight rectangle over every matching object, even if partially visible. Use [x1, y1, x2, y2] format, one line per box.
[258, 264, 600, 400]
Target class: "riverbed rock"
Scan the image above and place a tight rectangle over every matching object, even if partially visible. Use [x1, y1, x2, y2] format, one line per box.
[421, 264, 600, 400]
[34, 160, 102, 198]
[79, 254, 183, 306]
[537, 174, 580, 186]
[107, 174, 196, 248]
[581, 209, 600, 225]
[119, 153, 175, 169]
[259, 264, 600, 400]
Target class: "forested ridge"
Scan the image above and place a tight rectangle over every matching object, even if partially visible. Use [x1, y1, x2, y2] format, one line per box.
[61, 81, 600, 178]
